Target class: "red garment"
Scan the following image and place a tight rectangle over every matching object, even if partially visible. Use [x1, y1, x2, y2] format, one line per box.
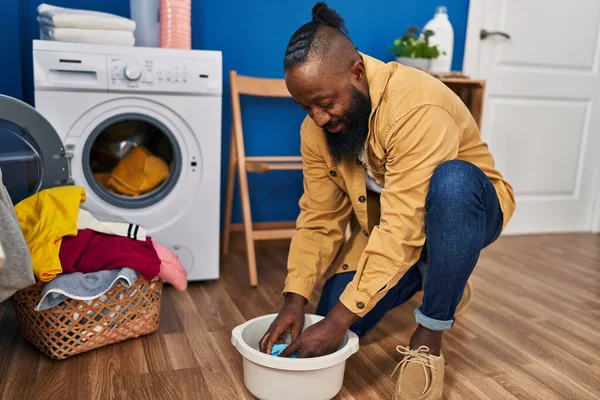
[59, 229, 160, 280]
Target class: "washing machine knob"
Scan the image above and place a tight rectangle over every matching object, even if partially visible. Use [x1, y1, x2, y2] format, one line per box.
[124, 65, 142, 81]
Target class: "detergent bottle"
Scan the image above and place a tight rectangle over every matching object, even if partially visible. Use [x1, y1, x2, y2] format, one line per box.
[423, 6, 454, 72]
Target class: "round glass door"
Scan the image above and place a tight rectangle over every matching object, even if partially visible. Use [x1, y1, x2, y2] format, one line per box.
[0, 120, 43, 204]
[83, 113, 182, 209]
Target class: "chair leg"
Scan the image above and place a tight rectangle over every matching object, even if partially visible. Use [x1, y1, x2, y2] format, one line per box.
[235, 148, 258, 287]
[222, 129, 237, 255]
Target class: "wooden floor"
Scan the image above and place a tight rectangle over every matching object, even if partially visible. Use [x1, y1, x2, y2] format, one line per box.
[0, 234, 599, 400]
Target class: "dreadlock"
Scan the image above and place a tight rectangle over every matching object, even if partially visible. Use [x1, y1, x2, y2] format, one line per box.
[283, 2, 352, 70]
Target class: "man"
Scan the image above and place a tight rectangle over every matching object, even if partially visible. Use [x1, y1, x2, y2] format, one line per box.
[258, 3, 515, 399]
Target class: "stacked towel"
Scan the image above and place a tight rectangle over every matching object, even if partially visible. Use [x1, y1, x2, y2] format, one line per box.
[37, 3, 136, 47]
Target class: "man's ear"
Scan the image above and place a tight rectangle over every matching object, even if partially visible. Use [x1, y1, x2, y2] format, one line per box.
[349, 60, 366, 83]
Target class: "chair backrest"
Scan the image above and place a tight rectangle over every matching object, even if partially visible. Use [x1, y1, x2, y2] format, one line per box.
[230, 70, 291, 98]
[229, 70, 295, 158]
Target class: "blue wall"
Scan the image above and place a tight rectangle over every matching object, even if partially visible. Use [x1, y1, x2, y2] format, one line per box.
[0, 0, 469, 228]
[0, 0, 24, 100]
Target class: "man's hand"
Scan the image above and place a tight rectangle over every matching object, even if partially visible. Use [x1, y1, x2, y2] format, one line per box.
[259, 293, 306, 355]
[280, 301, 358, 358]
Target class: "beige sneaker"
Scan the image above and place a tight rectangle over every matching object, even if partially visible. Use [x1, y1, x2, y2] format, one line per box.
[392, 345, 444, 400]
[455, 279, 473, 316]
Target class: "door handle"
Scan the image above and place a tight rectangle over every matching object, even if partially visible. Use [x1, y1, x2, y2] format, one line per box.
[480, 29, 511, 40]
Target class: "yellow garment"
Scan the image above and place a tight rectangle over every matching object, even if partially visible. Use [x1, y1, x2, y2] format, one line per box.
[283, 53, 516, 317]
[108, 145, 169, 196]
[14, 186, 86, 282]
[94, 172, 112, 190]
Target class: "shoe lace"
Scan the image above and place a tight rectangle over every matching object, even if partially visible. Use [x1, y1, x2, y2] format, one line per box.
[391, 345, 437, 395]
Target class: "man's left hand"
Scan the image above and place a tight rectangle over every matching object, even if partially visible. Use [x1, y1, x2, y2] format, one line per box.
[280, 301, 358, 358]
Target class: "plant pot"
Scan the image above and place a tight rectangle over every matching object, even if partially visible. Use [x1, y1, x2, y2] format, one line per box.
[396, 57, 432, 70]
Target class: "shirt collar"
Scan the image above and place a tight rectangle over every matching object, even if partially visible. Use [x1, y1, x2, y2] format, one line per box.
[359, 52, 391, 117]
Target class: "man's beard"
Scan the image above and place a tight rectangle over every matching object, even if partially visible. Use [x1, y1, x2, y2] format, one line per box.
[324, 86, 371, 163]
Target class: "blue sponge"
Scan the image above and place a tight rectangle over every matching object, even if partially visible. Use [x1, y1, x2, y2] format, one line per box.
[270, 343, 299, 358]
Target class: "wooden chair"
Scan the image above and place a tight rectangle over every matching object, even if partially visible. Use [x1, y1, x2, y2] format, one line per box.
[222, 71, 303, 287]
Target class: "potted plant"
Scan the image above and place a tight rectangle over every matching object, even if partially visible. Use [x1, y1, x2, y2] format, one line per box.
[387, 26, 443, 70]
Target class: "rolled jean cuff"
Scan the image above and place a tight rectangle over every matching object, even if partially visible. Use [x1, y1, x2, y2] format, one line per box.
[414, 308, 454, 331]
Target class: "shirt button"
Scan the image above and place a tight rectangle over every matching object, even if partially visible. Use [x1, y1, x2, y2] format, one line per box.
[358, 195, 366, 203]
[342, 264, 348, 270]
[329, 170, 337, 177]
[357, 302, 365, 309]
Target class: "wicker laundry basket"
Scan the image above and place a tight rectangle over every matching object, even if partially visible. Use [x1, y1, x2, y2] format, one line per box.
[11, 276, 163, 360]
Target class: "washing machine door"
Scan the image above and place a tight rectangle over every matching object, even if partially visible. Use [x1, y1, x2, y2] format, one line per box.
[0, 94, 69, 204]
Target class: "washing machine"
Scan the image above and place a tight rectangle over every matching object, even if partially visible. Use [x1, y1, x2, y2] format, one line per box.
[0, 39, 222, 282]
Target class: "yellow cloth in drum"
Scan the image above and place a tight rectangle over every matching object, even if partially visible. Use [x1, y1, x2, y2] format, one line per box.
[108, 146, 170, 196]
[94, 173, 112, 190]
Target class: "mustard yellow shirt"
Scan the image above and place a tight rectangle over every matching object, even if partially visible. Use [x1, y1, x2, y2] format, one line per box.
[283, 53, 515, 317]
[15, 186, 86, 282]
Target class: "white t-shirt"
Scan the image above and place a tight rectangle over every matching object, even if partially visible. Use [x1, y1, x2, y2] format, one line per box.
[358, 149, 383, 193]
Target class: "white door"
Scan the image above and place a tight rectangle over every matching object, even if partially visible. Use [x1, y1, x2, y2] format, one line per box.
[464, 0, 600, 234]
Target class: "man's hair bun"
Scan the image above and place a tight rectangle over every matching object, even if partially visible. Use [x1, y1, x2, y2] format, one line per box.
[311, 2, 348, 33]
[283, 2, 351, 70]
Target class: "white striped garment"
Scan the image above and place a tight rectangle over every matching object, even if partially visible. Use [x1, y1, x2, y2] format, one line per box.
[77, 209, 147, 241]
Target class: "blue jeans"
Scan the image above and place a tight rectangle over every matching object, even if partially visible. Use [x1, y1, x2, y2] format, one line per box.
[315, 160, 504, 337]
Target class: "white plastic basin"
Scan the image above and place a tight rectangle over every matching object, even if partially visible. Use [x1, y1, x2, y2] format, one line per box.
[231, 313, 359, 400]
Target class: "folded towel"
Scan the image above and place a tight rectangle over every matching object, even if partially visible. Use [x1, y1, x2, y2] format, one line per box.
[35, 267, 138, 311]
[37, 3, 135, 31]
[39, 25, 135, 47]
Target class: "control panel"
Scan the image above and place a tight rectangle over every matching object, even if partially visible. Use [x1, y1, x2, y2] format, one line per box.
[108, 55, 222, 95]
